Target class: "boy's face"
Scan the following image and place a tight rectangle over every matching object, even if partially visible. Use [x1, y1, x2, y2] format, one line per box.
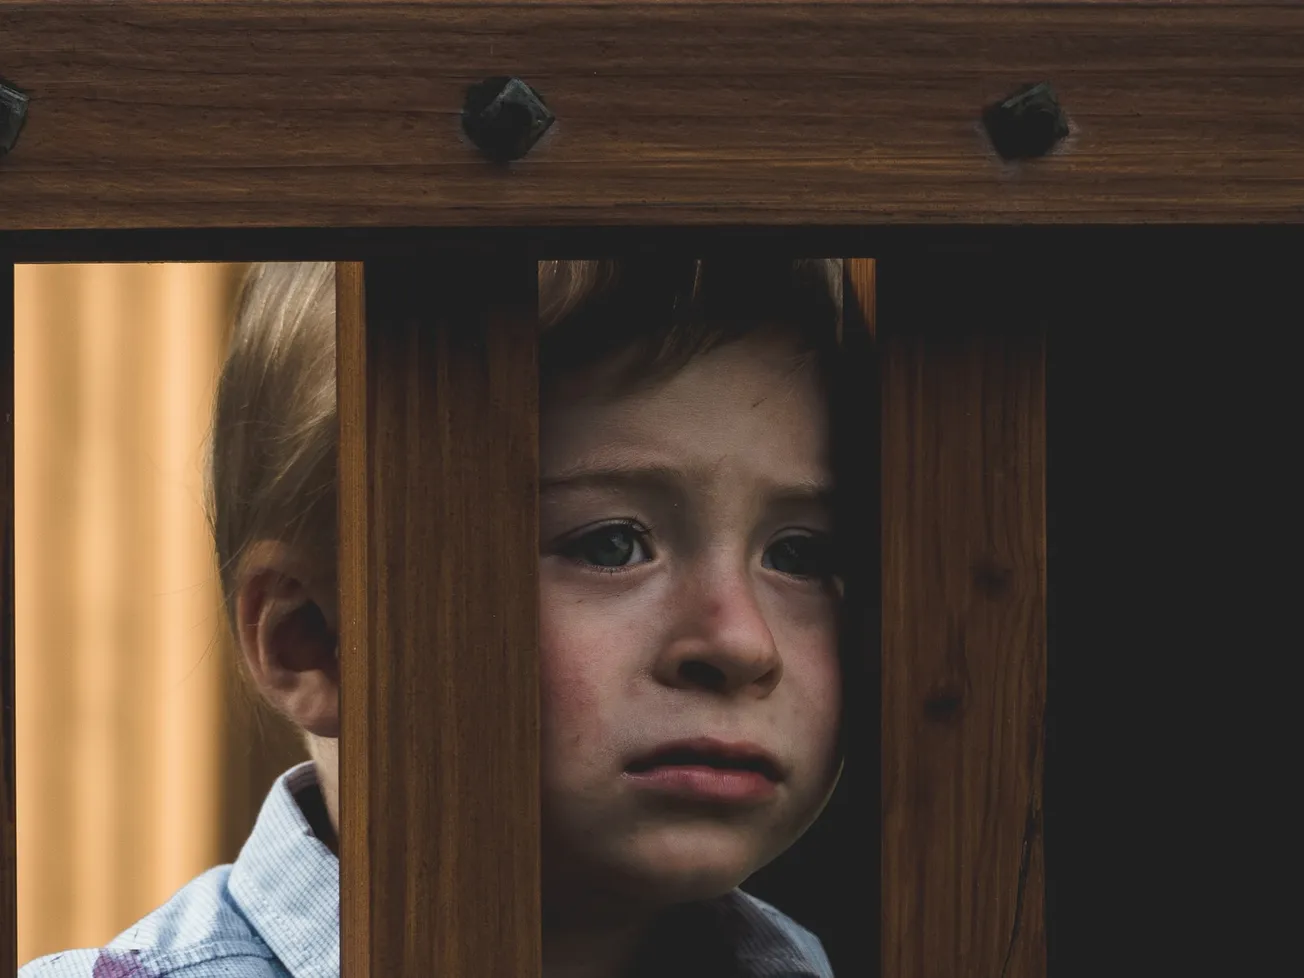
[538, 327, 843, 910]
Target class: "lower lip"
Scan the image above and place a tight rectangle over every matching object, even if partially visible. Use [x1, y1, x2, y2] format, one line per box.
[624, 764, 778, 803]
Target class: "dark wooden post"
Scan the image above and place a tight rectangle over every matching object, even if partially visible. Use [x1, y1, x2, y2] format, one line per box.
[879, 257, 1048, 978]
[336, 253, 542, 977]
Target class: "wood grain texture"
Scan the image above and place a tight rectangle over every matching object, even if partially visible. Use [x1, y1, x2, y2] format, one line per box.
[846, 259, 877, 343]
[879, 258, 1047, 978]
[1, 2, 1301, 230]
[1, 265, 13, 978]
[336, 255, 541, 978]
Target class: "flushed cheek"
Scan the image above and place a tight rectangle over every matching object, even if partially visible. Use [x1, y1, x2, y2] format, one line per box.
[781, 638, 843, 788]
[538, 611, 628, 779]
[811, 654, 843, 752]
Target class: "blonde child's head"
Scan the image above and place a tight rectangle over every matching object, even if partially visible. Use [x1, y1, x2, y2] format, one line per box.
[208, 256, 846, 935]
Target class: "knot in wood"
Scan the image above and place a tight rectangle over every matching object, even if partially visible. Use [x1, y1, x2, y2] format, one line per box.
[971, 556, 1015, 599]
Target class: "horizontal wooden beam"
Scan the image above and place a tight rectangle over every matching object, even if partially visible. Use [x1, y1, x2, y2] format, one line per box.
[1, 2, 1301, 231]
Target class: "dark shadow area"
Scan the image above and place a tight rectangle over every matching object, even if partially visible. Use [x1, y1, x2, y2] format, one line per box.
[1045, 244, 1296, 976]
[744, 235, 1299, 978]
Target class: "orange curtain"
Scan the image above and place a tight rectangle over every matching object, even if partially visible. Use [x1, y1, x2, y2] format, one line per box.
[14, 263, 306, 964]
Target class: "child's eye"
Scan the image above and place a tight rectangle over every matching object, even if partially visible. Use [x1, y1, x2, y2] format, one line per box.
[763, 533, 837, 581]
[561, 522, 652, 572]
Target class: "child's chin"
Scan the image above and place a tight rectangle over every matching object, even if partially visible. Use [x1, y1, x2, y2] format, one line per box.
[620, 826, 763, 902]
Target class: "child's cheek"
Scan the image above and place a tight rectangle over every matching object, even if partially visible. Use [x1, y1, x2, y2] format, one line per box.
[538, 601, 622, 771]
[808, 654, 844, 782]
[778, 627, 843, 789]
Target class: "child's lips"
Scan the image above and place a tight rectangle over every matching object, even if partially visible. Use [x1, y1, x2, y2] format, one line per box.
[623, 739, 786, 804]
[623, 763, 778, 804]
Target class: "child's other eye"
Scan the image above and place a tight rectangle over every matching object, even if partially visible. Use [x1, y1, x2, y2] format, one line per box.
[763, 533, 836, 581]
[561, 522, 652, 572]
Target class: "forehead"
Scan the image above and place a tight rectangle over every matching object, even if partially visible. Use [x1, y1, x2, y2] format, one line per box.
[540, 330, 831, 481]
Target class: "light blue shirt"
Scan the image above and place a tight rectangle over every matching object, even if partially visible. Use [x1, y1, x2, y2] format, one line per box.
[19, 761, 832, 978]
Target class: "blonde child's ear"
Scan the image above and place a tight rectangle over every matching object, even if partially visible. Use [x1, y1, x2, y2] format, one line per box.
[234, 541, 340, 738]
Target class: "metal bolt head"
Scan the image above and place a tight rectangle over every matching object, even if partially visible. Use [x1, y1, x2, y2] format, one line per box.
[982, 82, 1069, 161]
[461, 76, 555, 163]
[1, 80, 29, 159]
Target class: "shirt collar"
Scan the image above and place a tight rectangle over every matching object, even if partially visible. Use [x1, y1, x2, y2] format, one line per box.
[639, 889, 831, 978]
[697, 890, 831, 977]
[227, 761, 340, 978]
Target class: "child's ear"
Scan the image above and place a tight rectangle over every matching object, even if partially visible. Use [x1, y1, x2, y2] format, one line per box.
[235, 541, 340, 738]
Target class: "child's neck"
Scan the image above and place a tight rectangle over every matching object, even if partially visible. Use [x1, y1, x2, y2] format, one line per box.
[542, 890, 661, 978]
[542, 920, 649, 978]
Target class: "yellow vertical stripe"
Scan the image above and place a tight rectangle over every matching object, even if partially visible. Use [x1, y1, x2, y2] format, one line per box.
[15, 264, 236, 963]
[155, 263, 223, 906]
[72, 262, 121, 944]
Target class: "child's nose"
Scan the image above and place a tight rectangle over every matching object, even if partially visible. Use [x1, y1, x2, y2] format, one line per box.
[653, 576, 783, 697]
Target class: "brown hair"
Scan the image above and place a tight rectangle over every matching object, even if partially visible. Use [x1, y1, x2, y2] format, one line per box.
[206, 258, 843, 703]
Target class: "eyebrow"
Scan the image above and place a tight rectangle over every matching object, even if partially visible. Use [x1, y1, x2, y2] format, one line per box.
[539, 462, 833, 508]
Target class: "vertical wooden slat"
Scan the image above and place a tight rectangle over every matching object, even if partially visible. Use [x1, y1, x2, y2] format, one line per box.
[845, 259, 877, 343]
[2, 262, 15, 978]
[879, 257, 1047, 978]
[337, 252, 541, 978]
[336, 260, 370, 978]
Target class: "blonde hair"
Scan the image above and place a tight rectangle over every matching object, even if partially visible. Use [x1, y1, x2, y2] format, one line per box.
[206, 258, 843, 682]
